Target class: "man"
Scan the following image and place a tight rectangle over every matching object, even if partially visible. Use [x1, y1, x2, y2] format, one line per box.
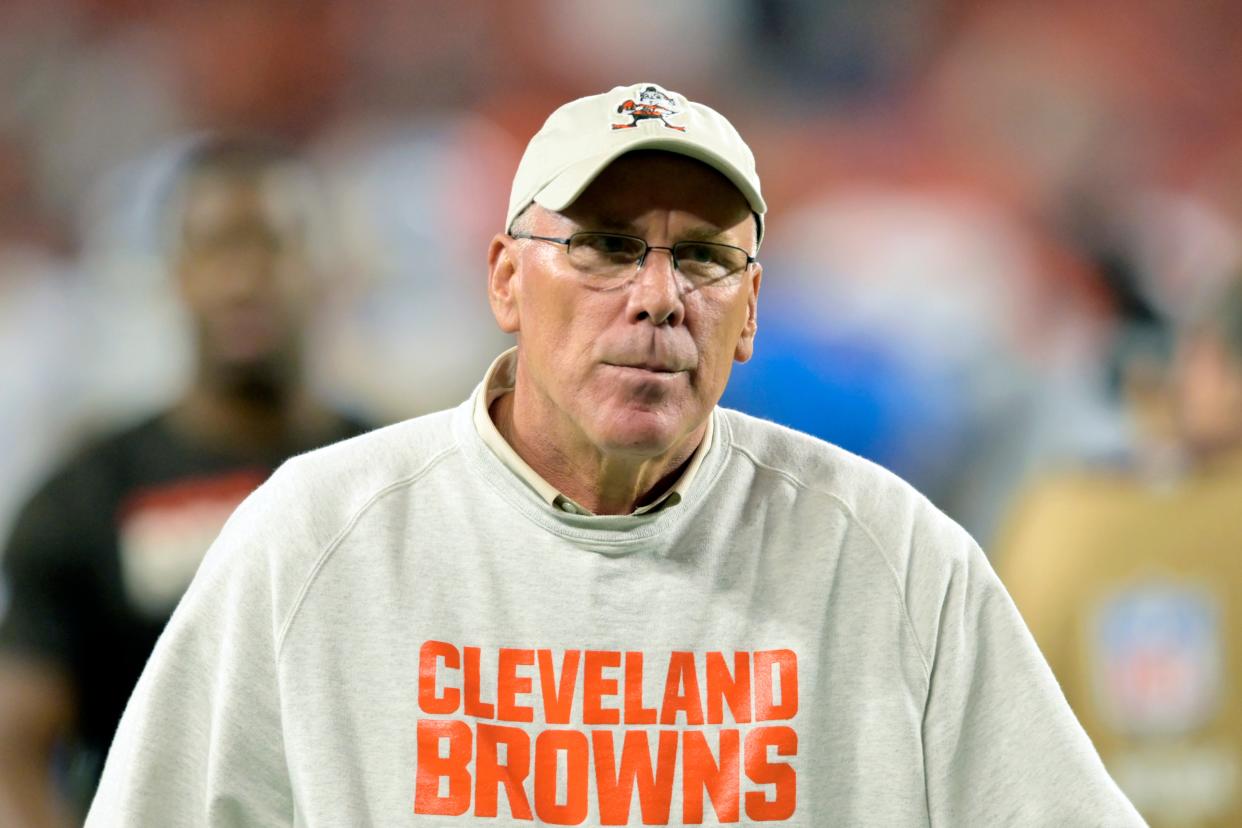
[0, 135, 368, 826]
[999, 277, 1242, 827]
[86, 84, 1141, 825]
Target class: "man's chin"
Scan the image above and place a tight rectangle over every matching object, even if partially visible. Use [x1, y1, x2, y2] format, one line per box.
[587, 407, 699, 458]
[212, 359, 292, 403]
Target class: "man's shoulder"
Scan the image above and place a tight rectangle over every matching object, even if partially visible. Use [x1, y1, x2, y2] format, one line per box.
[192, 407, 462, 589]
[1, 414, 179, 586]
[719, 407, 917, 502]
[258, 407, 461, 515]
[718, 407, 973, 556]
[14, 414, 168, 516]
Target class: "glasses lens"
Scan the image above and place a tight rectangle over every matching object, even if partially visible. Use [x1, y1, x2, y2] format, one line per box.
[674, 242, 749, 283]
[566, 233, 646, 277]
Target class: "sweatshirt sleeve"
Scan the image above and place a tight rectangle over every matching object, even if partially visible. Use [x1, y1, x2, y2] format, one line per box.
[85, 477, 296, 827]
[909, 513, 1145, 826]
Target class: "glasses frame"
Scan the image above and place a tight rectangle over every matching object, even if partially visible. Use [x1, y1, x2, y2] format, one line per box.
[509, 231, 757, 283]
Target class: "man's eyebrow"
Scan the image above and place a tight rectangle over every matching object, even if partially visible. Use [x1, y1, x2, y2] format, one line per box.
[581, 215, 641, 234]
[578, 217, 736, 244]
[676, 225, 732, 243]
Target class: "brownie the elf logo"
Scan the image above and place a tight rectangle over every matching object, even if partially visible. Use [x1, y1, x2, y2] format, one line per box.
[612, 86, 687, 132]
[414, 642, 799, 824]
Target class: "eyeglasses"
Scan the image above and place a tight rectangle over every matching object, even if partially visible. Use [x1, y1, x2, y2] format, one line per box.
[510, 231, 756, 289]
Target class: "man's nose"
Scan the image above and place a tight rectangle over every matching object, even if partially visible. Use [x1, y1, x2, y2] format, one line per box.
[219, 247, 278, 300]
[627, 247, 685, 327]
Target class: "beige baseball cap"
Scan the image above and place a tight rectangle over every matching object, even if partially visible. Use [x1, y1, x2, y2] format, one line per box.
[507, 82, 766, 243]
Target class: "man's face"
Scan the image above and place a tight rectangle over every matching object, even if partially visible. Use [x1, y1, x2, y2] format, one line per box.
[489, 152, 761, 457]
[175, 170, 315, 391]
[1175, 330, 1242, 456]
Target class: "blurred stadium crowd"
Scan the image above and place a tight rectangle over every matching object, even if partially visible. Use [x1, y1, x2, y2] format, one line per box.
[1, 0, 1241, 825]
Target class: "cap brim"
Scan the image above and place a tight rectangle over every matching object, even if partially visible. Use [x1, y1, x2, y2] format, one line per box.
[531, 137, 766, 242]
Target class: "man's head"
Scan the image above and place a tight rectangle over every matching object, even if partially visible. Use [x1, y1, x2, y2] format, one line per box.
[166, 135, 325, 401]
[1174, 276, 1242, 459]
[488, 84, 765, 460]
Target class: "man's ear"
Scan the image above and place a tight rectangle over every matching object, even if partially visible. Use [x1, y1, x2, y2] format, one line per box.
[487, 233, 521, 334]
[733, 263, 761, 363]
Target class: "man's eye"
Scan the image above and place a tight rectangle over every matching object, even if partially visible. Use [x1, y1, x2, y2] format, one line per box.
[679, 243, 734, 269]
[596, 236, 626, 253]
[682, 243, 717, 264]
[578, 234, 638, 258]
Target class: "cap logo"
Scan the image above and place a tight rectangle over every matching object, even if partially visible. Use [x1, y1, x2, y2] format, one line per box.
[611, 85, 686, 132]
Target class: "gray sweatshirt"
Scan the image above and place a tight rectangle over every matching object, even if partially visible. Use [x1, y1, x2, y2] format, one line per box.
[86, 388, 1144, 826]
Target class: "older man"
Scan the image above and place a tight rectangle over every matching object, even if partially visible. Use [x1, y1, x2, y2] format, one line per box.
[86, 84, 1140, 826]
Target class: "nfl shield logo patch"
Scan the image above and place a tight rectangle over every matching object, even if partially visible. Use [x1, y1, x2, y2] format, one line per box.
[1092, 582, 1222, 737]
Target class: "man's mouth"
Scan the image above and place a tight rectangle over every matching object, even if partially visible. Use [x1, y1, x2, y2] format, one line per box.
[605, 361, 688, 374]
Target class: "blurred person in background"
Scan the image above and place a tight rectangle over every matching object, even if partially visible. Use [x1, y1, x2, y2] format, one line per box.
[0, 134, 369, 826]
[998, 275, 1242, 827]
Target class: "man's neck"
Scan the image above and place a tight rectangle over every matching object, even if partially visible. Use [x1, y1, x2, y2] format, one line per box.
[170, 379, 332, 459]
[490, 391, 703, 516]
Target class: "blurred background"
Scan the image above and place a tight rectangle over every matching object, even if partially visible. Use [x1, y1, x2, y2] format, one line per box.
[4, 0, 1241, 544]
[1, 0, 1241, 825]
